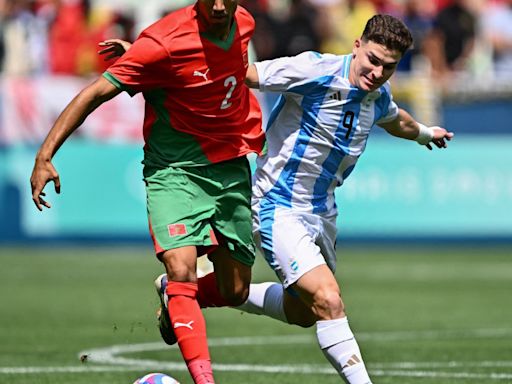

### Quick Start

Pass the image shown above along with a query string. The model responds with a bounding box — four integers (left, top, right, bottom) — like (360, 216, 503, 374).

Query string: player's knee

(160, 250, 197, 282)
(312, 288, 344, 319)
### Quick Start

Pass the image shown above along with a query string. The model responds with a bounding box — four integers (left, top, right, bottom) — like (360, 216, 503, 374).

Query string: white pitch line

(372, 361, 512, 369)
(0, 366, 149, 374)
(369, 369, 512, 380)
(1, 329, 511, 380)
(356, 327, 512, 342)
(79, 326, 512, 361)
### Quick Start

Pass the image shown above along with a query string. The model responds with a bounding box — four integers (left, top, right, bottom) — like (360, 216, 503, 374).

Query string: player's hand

(98, 39, 132, 60)
(425, 126, 454, 150)
(30, 158, 61, 211)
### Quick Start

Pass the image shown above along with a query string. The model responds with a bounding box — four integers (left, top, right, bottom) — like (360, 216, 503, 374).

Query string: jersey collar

(200, 19, 237, 51)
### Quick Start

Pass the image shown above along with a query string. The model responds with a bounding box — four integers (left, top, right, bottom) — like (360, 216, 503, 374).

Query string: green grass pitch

(0, 245, 511, 383)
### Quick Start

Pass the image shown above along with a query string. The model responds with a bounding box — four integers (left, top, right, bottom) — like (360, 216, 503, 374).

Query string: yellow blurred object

(88, 5, 114, 29)
(320, 0, 377, 54)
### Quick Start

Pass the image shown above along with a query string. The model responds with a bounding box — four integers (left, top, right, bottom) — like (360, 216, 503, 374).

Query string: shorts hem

(282, 259, 326, 289)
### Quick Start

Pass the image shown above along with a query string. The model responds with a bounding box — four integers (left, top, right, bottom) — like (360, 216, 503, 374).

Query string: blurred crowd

(245, 0, 512, 84)
(0, 0, 134, 76)
(1, 0, 512, 83)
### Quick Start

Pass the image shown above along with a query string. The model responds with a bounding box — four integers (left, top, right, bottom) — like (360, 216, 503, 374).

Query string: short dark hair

(361, 14, 413, 55)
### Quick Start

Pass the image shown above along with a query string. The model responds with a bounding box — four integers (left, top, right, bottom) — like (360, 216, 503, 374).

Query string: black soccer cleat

(154, 273, 177, 345)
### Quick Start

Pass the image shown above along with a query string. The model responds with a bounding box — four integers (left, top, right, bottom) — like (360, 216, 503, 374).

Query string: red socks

(165, 273, 230, 383)
(166, 281, 215, 384)
(197, 272, 230, 308)
(188, 359, 215, 384)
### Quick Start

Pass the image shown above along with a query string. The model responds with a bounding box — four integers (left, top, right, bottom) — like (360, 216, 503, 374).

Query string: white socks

(236, 282, 287, 322)
(237, 284, 372, 383)
(317, 317, 372, 384)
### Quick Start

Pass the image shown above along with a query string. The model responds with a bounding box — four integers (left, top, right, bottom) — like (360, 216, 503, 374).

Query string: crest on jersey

(168, 223, 188, 237)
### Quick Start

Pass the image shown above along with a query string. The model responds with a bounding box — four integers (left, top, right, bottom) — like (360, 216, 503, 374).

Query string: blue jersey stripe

(312, 88, 362, 213)
(375, 88, 391, 122)
(266, 94, 286, 134)
(344, 55, 352, 78)
(267, 76, 334, 206)
(257, 198, 279, 271)
(341, 56, 348, 77)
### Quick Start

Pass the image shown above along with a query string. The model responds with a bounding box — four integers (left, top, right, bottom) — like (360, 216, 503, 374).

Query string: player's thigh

(145, 166, 217, 254)
(255, 205, 328, 288)
(290, 213, 342, 314)
(292, 264, 340, 306)
(209, 157, 256, 268)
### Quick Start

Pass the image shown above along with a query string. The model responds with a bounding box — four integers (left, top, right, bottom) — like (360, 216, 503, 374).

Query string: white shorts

(252, 198, 338, 288)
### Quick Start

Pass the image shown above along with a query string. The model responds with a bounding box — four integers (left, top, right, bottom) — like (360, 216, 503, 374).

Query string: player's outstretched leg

(237, 267, 373, 384)
(236, 282, 288, 321)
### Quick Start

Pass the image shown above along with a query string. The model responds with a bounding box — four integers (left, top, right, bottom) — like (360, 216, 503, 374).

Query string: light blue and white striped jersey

(252, 51, 399, 214)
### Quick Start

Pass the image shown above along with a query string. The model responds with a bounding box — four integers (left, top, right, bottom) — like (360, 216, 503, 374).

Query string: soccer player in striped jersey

(30, 2, 265, 384)
(238, 14, 453, 384)
(95, 14, 453, 384)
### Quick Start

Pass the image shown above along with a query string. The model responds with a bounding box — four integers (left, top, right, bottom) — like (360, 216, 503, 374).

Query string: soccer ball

(132, 373, 180, 384)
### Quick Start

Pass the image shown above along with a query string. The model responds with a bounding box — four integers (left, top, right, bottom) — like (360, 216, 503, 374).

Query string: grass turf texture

(0, 245, 511, 383)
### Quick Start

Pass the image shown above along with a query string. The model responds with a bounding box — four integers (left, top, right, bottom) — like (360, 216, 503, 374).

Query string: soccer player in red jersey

(30, 2, 264, 383)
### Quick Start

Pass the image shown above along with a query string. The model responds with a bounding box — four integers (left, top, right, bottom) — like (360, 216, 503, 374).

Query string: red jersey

(103, 4, 264, 169)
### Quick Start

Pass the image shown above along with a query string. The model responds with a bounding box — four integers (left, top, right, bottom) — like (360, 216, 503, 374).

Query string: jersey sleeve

(254, 51, 329, 93)
(375, 83, 399, 124)
(103, 33, 172, 96)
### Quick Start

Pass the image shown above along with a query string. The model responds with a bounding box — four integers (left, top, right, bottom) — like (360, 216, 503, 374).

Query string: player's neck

(208, 24, 231, 40)
(198, 15, 233, 41)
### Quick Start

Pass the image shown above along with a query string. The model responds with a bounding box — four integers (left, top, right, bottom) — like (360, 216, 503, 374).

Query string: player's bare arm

(31, 77, 121, 211)
(245, 64, 259, 89)
(379, 108, 454, 150)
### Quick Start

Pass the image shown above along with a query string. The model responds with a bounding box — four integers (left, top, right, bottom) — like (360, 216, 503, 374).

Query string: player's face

(197, 0, 238, 31)
(349, 39, 402, 92)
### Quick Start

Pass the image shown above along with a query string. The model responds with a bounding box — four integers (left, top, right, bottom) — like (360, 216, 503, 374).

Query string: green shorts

(144, 157, 256, 266)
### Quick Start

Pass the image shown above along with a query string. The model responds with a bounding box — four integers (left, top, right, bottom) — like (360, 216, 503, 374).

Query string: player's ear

(353, 39, 361, 57)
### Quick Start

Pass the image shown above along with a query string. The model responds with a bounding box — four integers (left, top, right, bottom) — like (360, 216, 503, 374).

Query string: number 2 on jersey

(221, 76, 237, 110)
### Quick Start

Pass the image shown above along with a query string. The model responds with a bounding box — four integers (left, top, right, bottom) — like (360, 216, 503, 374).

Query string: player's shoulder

(142, 5, 196, 41)
(292, 51, 345, 74)
(378, 81, 393, 96)
(235, 5, 255, 25)
(234, 5, 255, 35)
(374, 81, 394, 107)
(286, 51, 338, 64)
